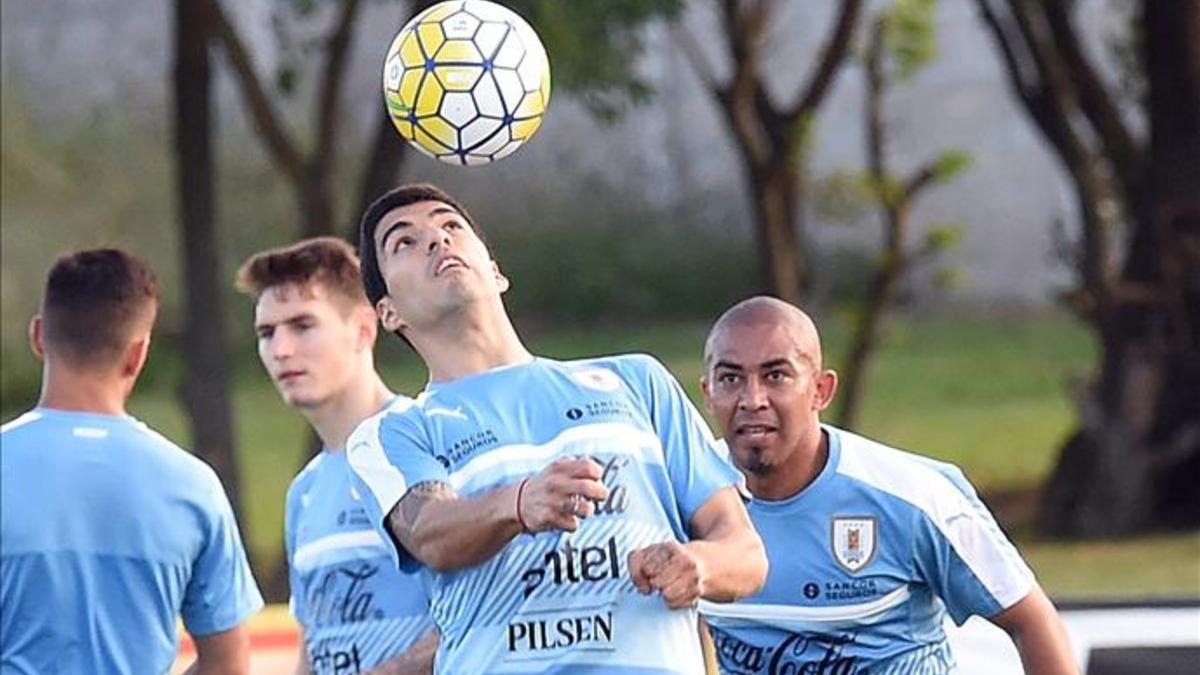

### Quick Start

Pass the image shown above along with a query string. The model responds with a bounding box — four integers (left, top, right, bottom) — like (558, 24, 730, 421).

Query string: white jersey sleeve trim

(448, 421, 666, 492)
(833, 428, 1034, 610)
(701, 584, 911, 625)
(0, 411, 42, 434)
(347, 413, 409, 516)
(292, 530, 387, 573)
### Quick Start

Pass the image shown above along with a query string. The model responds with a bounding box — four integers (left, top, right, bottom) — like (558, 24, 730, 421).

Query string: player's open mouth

(434, 256, 467, 276)
(736, 424, 777, 437)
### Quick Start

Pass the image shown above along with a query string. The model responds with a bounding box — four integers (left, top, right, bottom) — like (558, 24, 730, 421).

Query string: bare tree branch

(671, 22, 724, 97)
(902, 164, 939, 203)
(1042, 1, 1143, 194)
(788, 0, 865, 119)
(315, 0, 363, 172)
(205, 0, 305, 184)
(976, 0, 1039, 104)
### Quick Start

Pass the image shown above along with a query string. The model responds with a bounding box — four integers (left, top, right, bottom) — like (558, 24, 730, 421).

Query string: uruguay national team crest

(831, 516, 877, 573)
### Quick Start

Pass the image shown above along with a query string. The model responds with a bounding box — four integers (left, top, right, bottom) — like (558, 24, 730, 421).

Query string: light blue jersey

(0, 408, 263, 675)
(347, 355, 741, 675)
(701, 426, 1034, 675)
(286, 447, 435, 673)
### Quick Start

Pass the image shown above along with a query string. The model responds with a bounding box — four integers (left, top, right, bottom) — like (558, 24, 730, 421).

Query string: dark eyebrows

(254, 311, 315, 334)
(713, 358, 798, 372)
(378, 219, 412, 254)
(378, 206, 464, 253)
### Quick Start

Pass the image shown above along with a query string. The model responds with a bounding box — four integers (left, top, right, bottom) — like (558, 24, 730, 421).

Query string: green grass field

(45, 311, 1200, 599)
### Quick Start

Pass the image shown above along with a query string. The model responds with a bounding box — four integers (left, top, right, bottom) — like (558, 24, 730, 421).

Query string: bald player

(698, 296, 1077, 674)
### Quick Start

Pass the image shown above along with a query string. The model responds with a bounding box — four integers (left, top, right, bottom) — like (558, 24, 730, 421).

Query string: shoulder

(132, 421, 230, 497)
(555, 353, 672, 390)
(350, 396, 420, 441)
(831, 426, 980, 519)
(1, 410, 44, 437)
(286, 452, 327, 503)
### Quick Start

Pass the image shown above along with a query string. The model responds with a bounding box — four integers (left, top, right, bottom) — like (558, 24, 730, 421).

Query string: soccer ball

(382, 0, 551, 166)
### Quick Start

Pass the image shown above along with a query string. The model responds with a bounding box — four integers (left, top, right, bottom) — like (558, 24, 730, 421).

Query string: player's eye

(765, 369, 791, 383)
(393, 235, 415, 253)
(717, 372, 741, 385)
(256, 328, 273, 340)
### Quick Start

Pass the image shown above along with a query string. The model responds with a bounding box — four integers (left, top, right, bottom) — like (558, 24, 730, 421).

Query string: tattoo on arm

(386, 481, 455, 554)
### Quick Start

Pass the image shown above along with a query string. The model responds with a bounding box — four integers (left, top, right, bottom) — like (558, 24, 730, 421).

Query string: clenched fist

(628, 541, 705, 609)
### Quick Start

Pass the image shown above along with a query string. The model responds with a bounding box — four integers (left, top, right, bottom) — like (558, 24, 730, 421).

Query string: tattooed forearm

(387, 481, 455, 552)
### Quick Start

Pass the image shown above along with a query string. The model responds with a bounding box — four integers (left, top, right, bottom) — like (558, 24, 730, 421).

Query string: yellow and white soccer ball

(382, 0, 551, 166)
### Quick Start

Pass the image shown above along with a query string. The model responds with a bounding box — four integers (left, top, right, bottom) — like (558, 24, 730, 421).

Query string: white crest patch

(571, 367, 622, 392)
(831, 516, 877, 573)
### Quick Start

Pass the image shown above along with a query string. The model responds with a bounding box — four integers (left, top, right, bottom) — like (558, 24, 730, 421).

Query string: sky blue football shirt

(0, 408, 263, 675)
(286, 447, 435, 673)
(347, 355, 741, 674)
(700, 425, 1035, 675)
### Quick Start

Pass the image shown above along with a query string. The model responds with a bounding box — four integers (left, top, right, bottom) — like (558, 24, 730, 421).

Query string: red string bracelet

(515, 478, 531, 533)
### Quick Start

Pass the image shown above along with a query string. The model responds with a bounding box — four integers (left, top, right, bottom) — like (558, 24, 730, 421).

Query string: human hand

(517, 456, 608, 533)
(627, 541, 705, 609)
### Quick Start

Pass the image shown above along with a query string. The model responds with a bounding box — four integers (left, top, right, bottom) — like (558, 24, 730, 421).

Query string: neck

(410, 299, 533, 382)
(38, 361, 129, 416)
(302, 371, 394, 452)
(748, 426, 829, 501)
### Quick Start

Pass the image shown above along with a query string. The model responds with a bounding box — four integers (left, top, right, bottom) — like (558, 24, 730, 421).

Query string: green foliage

(812, 169, 874, 225)
(510, 0, 683, 120)
(489, 187, 757, 322)
(922, 220, 964, 254)
(882, 0, 938, 81)
(931, 149, 972, 183)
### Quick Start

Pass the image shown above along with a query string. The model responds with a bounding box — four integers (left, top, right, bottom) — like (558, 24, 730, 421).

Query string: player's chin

(731, 446, 777, 476)
(281, 389, 324, 409)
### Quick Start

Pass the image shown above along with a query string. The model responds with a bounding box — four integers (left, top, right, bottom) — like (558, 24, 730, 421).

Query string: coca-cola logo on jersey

(306, 562, 384, 625)
(712, 628, 865, 675)
(586, 455, 631, 517)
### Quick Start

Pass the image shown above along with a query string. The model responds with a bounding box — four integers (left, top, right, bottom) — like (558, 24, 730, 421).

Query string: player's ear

(813, 369, 838, 412)
(29, 315, 45, 361)
(699, 374, 715, 413)
(492, 261, 510, 294)
(121, 332, 152, 381)
(355, 304, 378, 351)
(375, 296, 407, 334)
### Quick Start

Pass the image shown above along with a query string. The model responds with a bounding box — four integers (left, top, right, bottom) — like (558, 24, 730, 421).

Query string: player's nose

(269, 332, 295, 360)
(426, 228, 453, 255)
(738, 377, 769, 410)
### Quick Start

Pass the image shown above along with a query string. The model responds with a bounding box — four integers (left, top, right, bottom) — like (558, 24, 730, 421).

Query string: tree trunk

(348, 108, 410, 241)
(836, 231, 907, 429)
(172, 0, 243, 519)
(1038, 1, 1200, 536)
(747, 158, 805, 304)
(298, 166, 336, 239)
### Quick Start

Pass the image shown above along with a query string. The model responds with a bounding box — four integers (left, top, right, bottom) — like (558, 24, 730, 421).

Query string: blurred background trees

(978, 0, 1200, 537)
(3, 0, 1197, 600)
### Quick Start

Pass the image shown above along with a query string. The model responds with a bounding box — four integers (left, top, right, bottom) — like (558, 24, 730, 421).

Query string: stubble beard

(738, 445, 775, 477)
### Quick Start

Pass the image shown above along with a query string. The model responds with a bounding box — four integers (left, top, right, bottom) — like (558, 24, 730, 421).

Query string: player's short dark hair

(235, 236, 368, 309)
(357, 183, 486, 307)
(41, 248, 159, 368)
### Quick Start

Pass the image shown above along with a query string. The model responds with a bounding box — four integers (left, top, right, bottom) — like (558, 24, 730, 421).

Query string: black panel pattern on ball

(387, 1, 547, 165)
